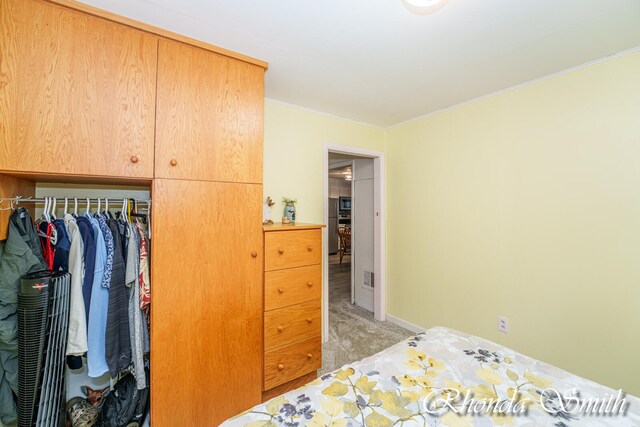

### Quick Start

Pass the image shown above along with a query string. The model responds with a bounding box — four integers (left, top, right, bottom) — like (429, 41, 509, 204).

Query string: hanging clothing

(126, 224, 146, 389)
(0, 208, 47, 426)
(134, 222, 151, 359)
(65, 214, 88, 358)
(105, 218, 131, 378)
(52, 219, 70, 272)
(118, 219, 128, 264)
(135, 222, 150, 314)
(86, 214, 110, 378)
(97, 214, 114, 289)
(76, 216, 96, 323)
(37, 221, 55, 270)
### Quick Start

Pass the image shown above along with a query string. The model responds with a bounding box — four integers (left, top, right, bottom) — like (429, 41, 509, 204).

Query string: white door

(352, 159, 375, 312)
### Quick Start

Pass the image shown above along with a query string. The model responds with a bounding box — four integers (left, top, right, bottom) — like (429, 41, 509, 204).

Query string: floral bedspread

(221, 327, 640, 426)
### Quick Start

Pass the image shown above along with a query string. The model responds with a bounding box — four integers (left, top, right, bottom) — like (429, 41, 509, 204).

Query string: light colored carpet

(320, 254, 413, 375)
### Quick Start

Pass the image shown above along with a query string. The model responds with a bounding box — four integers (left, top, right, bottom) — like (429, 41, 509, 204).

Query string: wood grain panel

(265, 299, 321, 351)
(0, 0, 157, 178)
(265, 265, 321, 311)
(45, 0, 268, 69)
(155, 39, 264, 183)
(262, 371, 317, 402)
(263, 223, 326, 232)
(265, 229, 322, 271)
(264, 336, 321, 390)
(151, 179, 263, 426)
(0, 175, 35, 240)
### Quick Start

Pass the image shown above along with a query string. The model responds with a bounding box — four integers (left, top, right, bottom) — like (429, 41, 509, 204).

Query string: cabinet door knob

(307, 353, 313, 359)
(306, 318, 312, 324)
(278, 288, 285, 294)
(278, 249, 284, 254)
(307, 282, 313, 287)
(277, 326, 284, 332)
(307, 246, 313, 251)
(278, 364, 284, 371)
(130, 155, 139, 163)
(251, 251, 258, 258)
(170, 159, 178, 166)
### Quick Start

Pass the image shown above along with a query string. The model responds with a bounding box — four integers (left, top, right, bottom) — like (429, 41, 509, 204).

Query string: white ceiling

(78, 0, 640, 127)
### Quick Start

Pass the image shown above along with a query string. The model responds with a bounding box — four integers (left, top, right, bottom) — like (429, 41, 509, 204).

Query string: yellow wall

(264, 100, 386, 223)
(386, 51, 640, 395)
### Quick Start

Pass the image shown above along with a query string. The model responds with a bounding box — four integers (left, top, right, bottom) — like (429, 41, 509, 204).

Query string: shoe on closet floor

(66, 397, 99, 427)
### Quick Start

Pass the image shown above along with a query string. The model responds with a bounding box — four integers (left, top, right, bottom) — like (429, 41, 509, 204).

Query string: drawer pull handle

(251, 251, 258, 258)
(307, 353, 313, 359)
(307, 282, 313, 287)
(278, 249, 285, 254)
(278, 364, 284, 371)
(170, 159, 178, 166)
(277, 326, 284, 332)
(306, 318, 312, 324)
(307, 246, 313, 251)
(130, 156, 139, 164)
(278, 288, 285, 294)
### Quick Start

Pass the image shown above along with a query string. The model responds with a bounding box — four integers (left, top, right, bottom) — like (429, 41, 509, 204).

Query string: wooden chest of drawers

(262, 223, 324, 400)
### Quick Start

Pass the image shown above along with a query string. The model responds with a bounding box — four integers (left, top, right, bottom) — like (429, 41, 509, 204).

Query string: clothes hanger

(124, 198, 129, 223)
(105, 198, 109, 217)
(36, 198, 48, 238)
(1, 198, 16, 212)
(74, 197, 78, 217)
(46, 197, 58, 245)
(42, 197, 49, 222)
(129, 198, 147, 224)
(51, 197, 57, 220)
(47, 197, 58, 246)
(85, 197, 90, 215)
(64, 198, 69, 217)
(147, 199, 152, 239)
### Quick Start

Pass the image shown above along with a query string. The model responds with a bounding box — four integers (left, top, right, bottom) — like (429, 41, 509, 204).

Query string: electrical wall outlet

(498, 316, 509, 333)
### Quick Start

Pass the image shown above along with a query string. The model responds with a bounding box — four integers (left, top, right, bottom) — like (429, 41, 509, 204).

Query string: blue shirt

(86, 214, 110, 378)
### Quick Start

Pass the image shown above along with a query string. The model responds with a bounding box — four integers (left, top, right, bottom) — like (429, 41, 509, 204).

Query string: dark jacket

(0, 208, 47, 425)
(105, 218, 131, 378)
(76, 216, 96, 323)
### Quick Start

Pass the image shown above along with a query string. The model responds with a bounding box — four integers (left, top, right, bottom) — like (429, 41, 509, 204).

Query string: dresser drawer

(265, 265, 321, 310)
(265, 229, 322, 271)
(264, 336, 322, 390)
(265, 300, 321, 351)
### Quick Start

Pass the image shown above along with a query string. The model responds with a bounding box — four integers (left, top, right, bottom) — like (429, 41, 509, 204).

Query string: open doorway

(321, 144, 411, 374)
(328, 157, 375, 312)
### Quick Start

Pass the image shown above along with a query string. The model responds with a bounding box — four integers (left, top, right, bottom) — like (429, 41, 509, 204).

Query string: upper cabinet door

(0, 0, 157, 178)
(155, 39, 264, 183)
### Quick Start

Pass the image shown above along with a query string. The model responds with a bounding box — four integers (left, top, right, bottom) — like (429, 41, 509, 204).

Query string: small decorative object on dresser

(262, 222, 326, 401)
(263, 197, 275, 225)
(282, 197, 297, 224)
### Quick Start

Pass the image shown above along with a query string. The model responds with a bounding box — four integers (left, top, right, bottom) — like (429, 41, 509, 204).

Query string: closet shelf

(0, 170, 153, 186)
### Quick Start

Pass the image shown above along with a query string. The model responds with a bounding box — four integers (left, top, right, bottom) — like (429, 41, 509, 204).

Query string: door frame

(322, 143, 387, 343)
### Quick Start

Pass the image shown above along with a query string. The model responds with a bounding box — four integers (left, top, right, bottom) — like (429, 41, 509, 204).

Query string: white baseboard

(386, 314, 426, 333)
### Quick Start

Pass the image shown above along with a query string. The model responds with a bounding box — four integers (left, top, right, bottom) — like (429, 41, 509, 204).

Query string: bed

(221, 327, 640, 426)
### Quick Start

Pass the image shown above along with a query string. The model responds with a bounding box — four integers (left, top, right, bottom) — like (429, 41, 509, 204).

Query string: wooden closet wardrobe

(0, 0, 267, 425)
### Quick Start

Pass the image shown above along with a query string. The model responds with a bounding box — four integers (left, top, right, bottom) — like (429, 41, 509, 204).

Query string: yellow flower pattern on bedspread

(221, 327, 640, 427)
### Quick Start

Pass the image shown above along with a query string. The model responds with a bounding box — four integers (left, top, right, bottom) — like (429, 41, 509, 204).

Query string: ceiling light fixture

(402, 0, 449, 15)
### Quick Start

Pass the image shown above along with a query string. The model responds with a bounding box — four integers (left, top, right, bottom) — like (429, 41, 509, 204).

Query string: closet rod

(0, 196, 151, 206)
